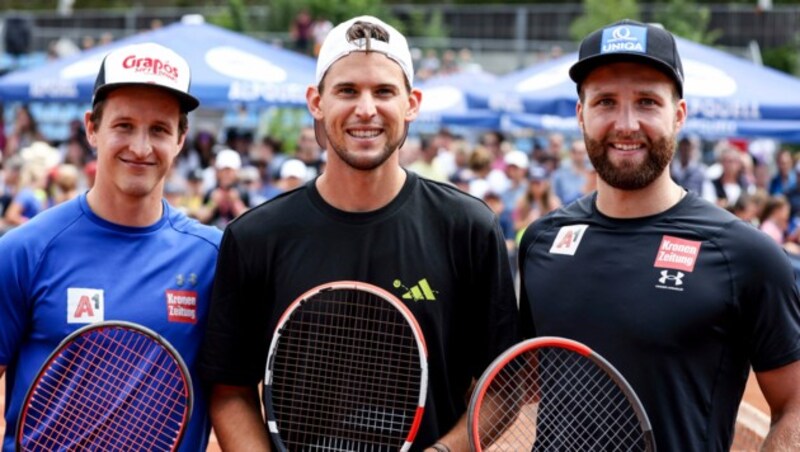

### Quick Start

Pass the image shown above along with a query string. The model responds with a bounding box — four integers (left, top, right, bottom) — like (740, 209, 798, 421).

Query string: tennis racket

(264, 281, 428, 452)
(468, 336, 655, 452)
(16, 321, 193, 452)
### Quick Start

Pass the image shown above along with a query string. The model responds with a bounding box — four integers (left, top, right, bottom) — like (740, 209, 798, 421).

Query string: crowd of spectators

(398, 128, 800, 267)
(3, 97, 800, 277)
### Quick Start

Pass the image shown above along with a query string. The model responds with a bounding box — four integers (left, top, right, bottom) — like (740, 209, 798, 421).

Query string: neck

(316, 162, 407, 212)
(86, 187, 164, 227)
(595, 173, 685, 219)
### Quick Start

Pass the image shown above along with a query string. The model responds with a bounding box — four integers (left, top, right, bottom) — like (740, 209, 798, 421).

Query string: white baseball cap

(504, 150, 530, 169)
(315, 15, 414, 87)
(215, 149, 242, 170)
(279, 159, 308, 180)
(93, 42, 199, 112)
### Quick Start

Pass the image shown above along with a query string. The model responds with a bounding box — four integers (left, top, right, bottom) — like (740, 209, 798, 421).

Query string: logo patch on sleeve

(654, 235, 701, 272)
(550, 224, 589, 256)
(67, 288, 104, 324)
(166, 290, 198, 324)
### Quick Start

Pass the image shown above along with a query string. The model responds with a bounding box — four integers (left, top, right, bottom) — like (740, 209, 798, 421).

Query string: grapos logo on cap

(601, 26, 647, 54)
(121, 54, 180, 81)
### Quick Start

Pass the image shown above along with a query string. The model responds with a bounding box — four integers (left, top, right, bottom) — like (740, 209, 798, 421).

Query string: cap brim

(569, 53, 683, 97)
(93, 83, 200, 112)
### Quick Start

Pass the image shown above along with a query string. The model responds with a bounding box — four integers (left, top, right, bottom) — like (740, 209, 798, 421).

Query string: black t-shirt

(200, 171, 519, 449)
(518, 192, 800, 451)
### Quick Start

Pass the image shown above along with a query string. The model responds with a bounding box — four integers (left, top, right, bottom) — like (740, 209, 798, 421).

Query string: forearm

(761, 410, 800, 450)
(756, 361, 800, 451)
(425, 412, 470, 452)
(209, 384, 272, 451)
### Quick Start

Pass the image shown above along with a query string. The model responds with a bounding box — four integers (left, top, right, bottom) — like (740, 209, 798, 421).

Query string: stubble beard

(324, 123, 404, 171)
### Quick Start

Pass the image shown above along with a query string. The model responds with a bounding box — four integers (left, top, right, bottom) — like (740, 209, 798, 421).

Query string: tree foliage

(569, 0, 641, 42)
(652, 0, 721, 44)
(763, 44, 799, 76)
(264, 0, 391, 34)
(206, 0, 250, 32)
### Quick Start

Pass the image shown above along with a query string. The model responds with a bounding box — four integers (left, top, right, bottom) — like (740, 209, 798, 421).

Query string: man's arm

(425, 412, 469, 452)
(209, 383, 272, 451)
(756, 360, 800, 449)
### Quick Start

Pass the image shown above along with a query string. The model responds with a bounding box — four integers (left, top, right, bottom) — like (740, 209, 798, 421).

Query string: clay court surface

(1, 372, 768, 450)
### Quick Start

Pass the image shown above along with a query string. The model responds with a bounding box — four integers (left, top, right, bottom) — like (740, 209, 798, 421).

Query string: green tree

(569, 0, 641, 42)
(406, 8, 449, 47)
(207, 0, 250, 32)
(762, 44, 799, 76)
(653, 0, 721, 45)
(265, 0, 392, 35)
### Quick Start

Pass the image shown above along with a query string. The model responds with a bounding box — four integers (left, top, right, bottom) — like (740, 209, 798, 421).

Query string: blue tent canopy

(416, 71, 501, 129)
(0, 21, 317, 109)
(467, 36, 800, 141)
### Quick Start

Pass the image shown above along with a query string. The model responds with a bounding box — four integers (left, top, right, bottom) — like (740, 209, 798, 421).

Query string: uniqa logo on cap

(601, 25, 647, 53)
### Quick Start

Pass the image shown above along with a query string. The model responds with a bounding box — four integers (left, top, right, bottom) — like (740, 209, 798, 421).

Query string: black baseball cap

(569, 19, 684, 98)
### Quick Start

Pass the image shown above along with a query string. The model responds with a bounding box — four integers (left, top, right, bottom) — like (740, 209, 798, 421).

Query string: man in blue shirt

(0, 42, 222, 452)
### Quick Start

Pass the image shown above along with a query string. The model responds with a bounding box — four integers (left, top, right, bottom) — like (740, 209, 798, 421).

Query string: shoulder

(230, 184, 308, 226)
(166, 204, 223, 249)
(1, 197, 83, 242)
(679, 194, 768, 243)
(413, 176, 496, 221)
(0, 197, 84, 259)
(531, 194, 592, 229)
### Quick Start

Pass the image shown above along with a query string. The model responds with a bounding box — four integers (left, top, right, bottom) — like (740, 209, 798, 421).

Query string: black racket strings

(270, 288, 424, 451)
(477, 347, 649, 452)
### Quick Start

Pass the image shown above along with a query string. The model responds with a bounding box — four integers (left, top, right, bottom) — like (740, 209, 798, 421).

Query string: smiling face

(577, 62, 686, 191)
(306, 51, 421, 172)
(86, 85, 186, 200)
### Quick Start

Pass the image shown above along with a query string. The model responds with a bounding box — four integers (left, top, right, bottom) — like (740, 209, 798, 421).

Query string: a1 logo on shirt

(67, 288, 104, 323)
(550, 224, 589, 256)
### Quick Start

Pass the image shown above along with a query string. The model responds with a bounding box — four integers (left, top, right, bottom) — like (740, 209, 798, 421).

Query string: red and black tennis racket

(264, 281, 428, 452)
(468, 336, 655, 452)
(16, 321, 192, 452)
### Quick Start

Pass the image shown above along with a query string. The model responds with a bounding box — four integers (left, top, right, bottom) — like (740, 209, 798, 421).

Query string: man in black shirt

(200, 15, 518, 452)
(519, 19, 800, 450)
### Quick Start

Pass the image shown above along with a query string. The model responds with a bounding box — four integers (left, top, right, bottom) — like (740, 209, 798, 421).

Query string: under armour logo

(659, 270, 684, 286)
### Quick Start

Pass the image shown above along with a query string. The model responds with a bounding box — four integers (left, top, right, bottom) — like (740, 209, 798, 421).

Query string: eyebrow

(113, 114, 174, 130)
(330, 81, 402, 92)
(587, 88, 668, 100)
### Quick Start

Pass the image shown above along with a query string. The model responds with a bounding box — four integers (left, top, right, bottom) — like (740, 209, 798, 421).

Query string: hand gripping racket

(16, 321, 193, 452)
(264, 281, 428, 452)
(468, 336, 656, 452)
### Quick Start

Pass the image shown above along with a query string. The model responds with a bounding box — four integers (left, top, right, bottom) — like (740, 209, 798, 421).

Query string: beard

(584, 132, 675, 190)
(322, 121, 407, 172)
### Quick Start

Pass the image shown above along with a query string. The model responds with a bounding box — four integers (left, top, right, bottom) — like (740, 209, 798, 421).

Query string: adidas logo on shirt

(394, 278, 438, 301)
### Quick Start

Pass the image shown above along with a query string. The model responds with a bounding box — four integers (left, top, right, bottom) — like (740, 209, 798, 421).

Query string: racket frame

(15, 320, 193, 452)
(264, 280, 429, 452)
(467, 336, 656, 452)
